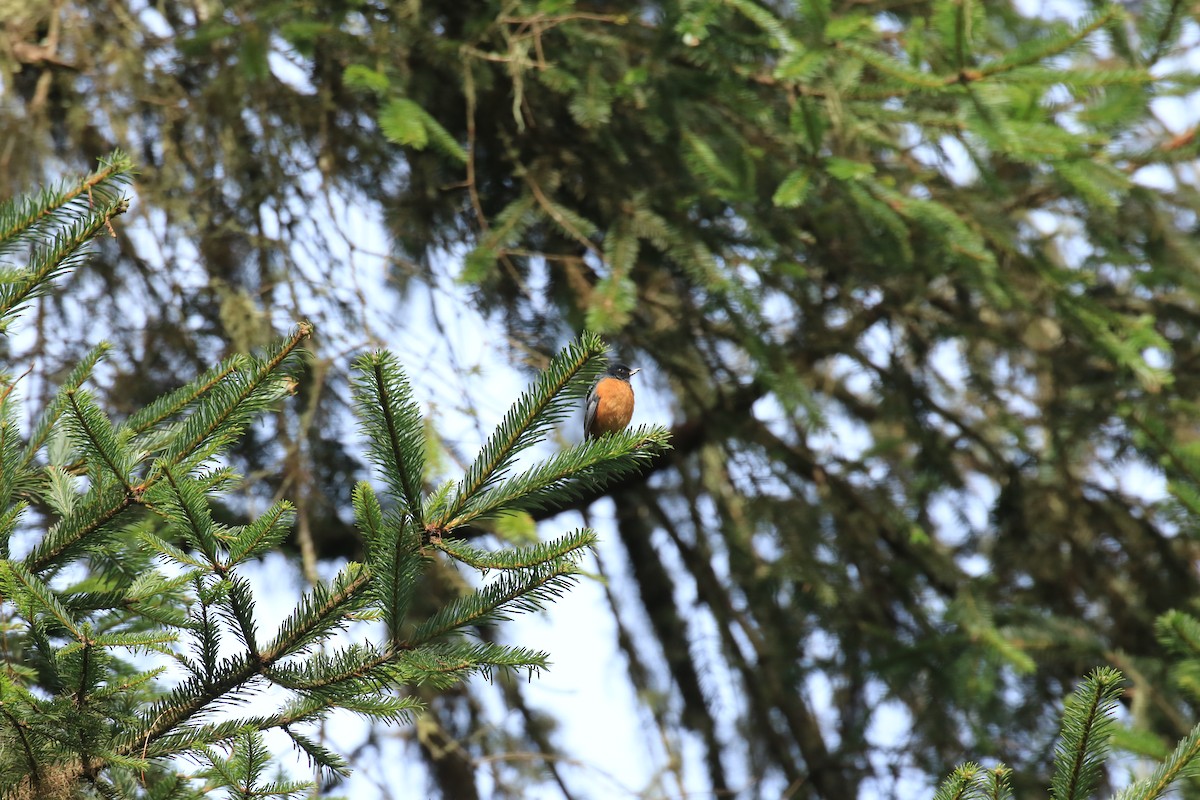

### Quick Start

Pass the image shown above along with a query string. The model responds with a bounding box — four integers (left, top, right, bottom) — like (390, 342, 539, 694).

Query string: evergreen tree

(3, 0, 1200, 796)
(936, 663, 1200, 800)
(0, 156, 667, 798)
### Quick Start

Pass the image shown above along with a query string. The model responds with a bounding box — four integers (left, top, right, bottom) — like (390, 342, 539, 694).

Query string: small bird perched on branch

(585, 363, 639, 439)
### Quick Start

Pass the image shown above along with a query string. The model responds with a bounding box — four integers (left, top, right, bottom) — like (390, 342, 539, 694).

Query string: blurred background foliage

(3, 0, 1200, 796)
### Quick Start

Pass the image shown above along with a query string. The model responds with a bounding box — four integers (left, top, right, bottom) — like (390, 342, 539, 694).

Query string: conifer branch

(1050, 667, 1123, 800)
(65, 390, 135, 495)
(221, 575, 260, 656)
(0, 150, 132, 246)
(375, 519, 423, 649)
(226, 500, 294, 564)
(121, 569, 372, 754)
(837, 7, 1121, 102)
(0, 152, 668, 792)
(192, 582, 222, 685)
(24, 490, 134, 573)
(355, 479, 423, 647)
(0, 196, 129, 324)
(285, 728, 353, 778)
(982, 6, 1120, 75)
(0, 412, 25, 542)
(257, 566, 371, 664)
(124, 354, 249, 437)
(437, 333, 605, 529)
(1156, 610, 1200, 658)
(434, 529, 596, 571)
(352, 481, 385, 554)
(387, 641, 552, 686)
(1112, 721, 1200, 800)
(350, 352, 426, 524)
(933, 762, 981, 800)
(451, 426, 669, 527)
(0, 703, 41, 788)
(984, 765, 1013, 800)
(136, 527, 209, 569)
(836, 41, 946, 90)
(21, 343, 109, 471)
(0, 500, 26, 557)
(157, 465, 222, 566)
(152, 323, 310, 477)
(266, 643, 392, 693)
(1147, 0, 1184, 64)
(3, 561, 85, 641)
(405, 559, 583, 646)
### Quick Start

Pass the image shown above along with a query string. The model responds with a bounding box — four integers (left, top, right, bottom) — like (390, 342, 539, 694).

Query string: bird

(585, 363, 639, 439)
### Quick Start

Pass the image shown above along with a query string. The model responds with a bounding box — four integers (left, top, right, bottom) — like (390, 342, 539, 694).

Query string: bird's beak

(629, 368, 641, 376)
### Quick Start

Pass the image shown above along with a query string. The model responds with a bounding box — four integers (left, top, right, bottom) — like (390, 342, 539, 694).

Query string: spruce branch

(0, 500, 25, 557)
(983, 6, 1122, 75)
(122, 567, 373, 755)
(201, 731, 309, 799)
(0, 149, 133, 249)
(135, 526, 210, 570)
(355, 475, 423, 647)
(1050, 666, 1123, 800)
(124, 353, 250, 438)
(1156, 610, 1200, 658)
(21, 342, 109, 471)
(285, 728, 352, 779)
(434, 528, 597, 571)
(0, 680, 44, 787)
(405, 559, 584, 646)
(153, 464, 224, 567)
(265, 643, 395, 694)
(983, 765, 1012, 800)
(150, 323, 310, 478)
(1111, 721, 1200, 800)
(726, 0, 798, 53)
(313, 690, 418, 723)
(2, 561, 86, 642)
(64, 631, 177, 658)
(385, 641, 552, 688)
(22, 488, 132, 572)
(0, 407, 27, 554)
(226, 500, 295, 564)
(437, 332, 606, 528)
(0, 194, 129, 325)
(835, 7, 1122, 102)
(352, 480, 385, 556)
(351, 351, 427, 524)
(0, 157, 661, 799)
(837, 41, 947, 90)
(453, 425, 670, 526)
(254, 564, 373, 667)
(122, 569, 197, 628)
(933, 762, 984, 800)
(372, 513, 424, 649)
(221, 575, 261, 656)
(65, 390, 136, 494)
(1146, 0, 1185, 64)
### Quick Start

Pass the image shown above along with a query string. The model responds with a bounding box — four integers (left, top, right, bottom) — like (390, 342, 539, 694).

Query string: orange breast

(591, 378, 635, 435)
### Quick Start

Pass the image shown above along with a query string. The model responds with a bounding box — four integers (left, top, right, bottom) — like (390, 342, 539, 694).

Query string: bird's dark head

(607, 363, 640, 381)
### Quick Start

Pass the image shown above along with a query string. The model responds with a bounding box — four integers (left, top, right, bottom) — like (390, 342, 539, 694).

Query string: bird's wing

(584, 384, 601, 438)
